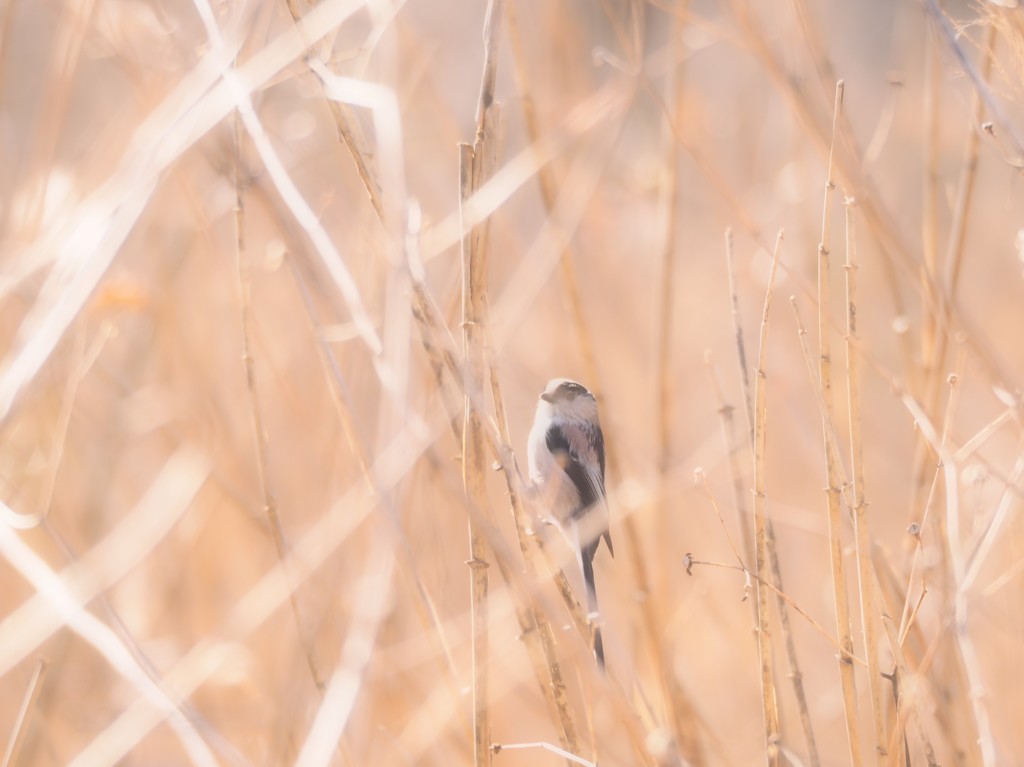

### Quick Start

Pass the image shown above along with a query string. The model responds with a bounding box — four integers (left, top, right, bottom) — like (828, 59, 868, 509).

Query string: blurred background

(1, 0, 1023, 764)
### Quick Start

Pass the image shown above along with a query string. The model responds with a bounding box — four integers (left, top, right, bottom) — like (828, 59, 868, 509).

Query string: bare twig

(843, 198, 886, 762)
(462, 5, 505, 764)
(492, 741, 594, 767)
(462, 139, 493, 767)
(752, 231, 783, 766)
(725, 231, 819, 767)
(815, 81, 862, 767)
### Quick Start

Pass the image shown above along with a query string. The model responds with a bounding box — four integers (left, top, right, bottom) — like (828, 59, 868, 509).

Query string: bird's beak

(540, 392, 555, 403)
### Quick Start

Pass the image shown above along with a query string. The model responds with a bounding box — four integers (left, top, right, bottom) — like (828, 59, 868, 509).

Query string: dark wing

(545, 424, 601, 509)
(546, 423, 614, 558)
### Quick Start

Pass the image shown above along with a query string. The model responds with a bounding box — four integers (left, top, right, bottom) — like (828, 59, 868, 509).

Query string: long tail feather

(580, 540, 604, 670)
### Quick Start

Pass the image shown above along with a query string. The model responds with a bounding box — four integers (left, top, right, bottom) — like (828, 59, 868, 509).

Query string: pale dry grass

(1, 1, 1023, 766)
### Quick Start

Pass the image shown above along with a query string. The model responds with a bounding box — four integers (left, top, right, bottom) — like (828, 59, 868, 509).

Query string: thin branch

(725, 231, 819, 767)
(752, 231, 783, 766)
(844, 198, 887, 763)
(816, 80, 862, 767)
(462, 6, 504, 764)
(462, 139, 493, 767)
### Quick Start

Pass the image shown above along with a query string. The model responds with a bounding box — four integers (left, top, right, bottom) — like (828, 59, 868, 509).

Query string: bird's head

(538, 378, 599, 424)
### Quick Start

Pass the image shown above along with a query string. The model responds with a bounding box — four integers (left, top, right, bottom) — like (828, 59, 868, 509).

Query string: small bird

(527, 378, 614, 668)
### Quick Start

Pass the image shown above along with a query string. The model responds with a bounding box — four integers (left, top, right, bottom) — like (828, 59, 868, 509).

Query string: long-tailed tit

(527, 378, 614, 668)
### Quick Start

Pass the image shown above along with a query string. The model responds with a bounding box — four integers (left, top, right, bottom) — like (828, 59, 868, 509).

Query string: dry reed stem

(725, 232, 820, 767)
(448, 112, 597, 767)
(470, 73, 585, 755)
(232, 112, 325, 692)
(1, 658, 45, 767)
(843, 199, 886, 763)
(768, 543, 820, 766)
(461, 6, 505, 761)
(752, 231, 783, 766)
(816, 80, 862, 767)
(461, 139, 493, 767)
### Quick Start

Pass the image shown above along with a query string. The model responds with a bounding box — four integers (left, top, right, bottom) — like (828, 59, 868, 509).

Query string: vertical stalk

(728, 230, 820, 766)
(844, 199, 886, 762)
(723, 230, 755, 564)
(752, 233, 783, 766)
(461, 140, 492, 767)
(461, 5, 504, 765)
(817, 81, 862, 766)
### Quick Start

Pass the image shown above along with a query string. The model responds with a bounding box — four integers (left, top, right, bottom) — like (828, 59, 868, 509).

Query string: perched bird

(527, 378, 614, 668)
